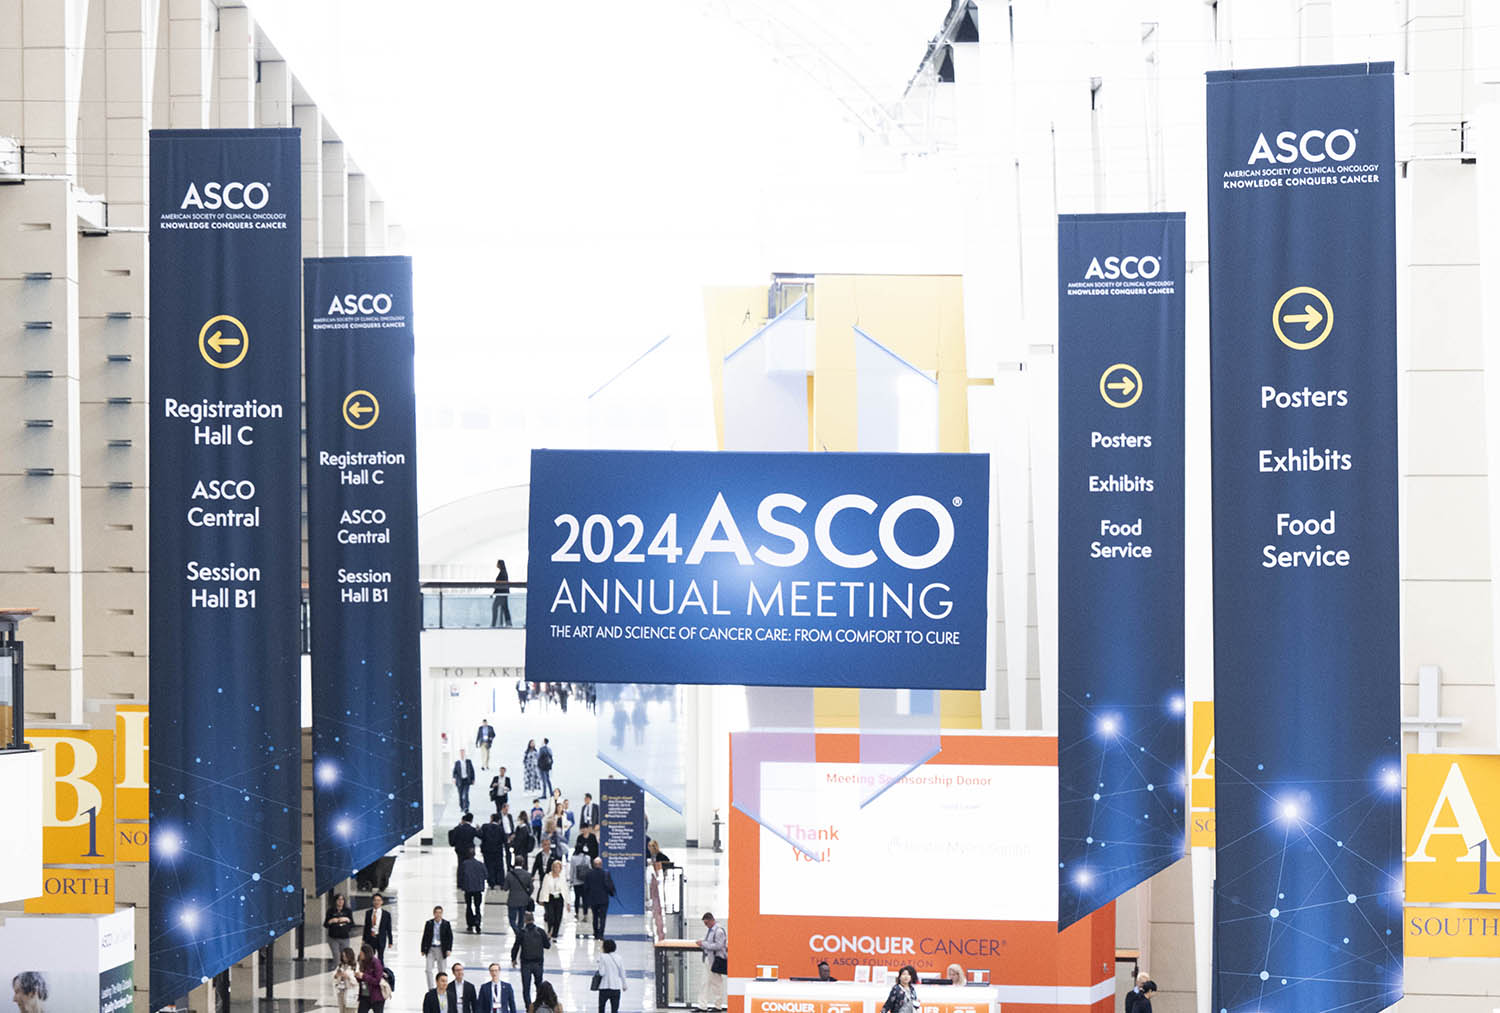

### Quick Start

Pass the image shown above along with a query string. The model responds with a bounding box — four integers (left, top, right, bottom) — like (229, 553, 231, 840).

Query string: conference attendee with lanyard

(477, 962, 517, 1013)
(476, 719, 496, 769)
(362, 893, 394, 962)
(579, 792, 599, 828)
(424, 972, 449, 1013)
(447, 961, 478, 1013)
(695, 911, 728, 1011)
(453, 749, 476, 811)
(420, 905, 453, 989)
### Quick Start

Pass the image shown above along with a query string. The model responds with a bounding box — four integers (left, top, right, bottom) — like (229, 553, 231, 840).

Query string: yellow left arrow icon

(342, 390, 380, 430)
(198, 314, 249, 369)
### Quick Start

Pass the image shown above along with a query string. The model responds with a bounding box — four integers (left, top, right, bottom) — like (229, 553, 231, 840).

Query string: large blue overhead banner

(148, 128, 303, 1004)
(1206, 64, 1402, 1013)
(525, 449, 988, 687)
(1056, 213, 1186, 929)
(304, 256, 423, 896)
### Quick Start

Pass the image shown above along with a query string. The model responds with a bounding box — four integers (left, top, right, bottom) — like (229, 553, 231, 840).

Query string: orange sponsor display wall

(729, 732, 1115, 1013)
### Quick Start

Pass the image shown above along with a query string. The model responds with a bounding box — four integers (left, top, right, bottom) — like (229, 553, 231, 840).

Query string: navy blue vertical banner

(599, 778, 645, 916)
(1207, 65, 1402, 1012)
(304, 257, 423, 895)
(148, 129, 302, 1003)
(1056, 213, 1187, 928)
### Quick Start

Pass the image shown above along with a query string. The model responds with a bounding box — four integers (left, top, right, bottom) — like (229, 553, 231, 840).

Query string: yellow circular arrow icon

(198, 314, 249, 369)
(1099, 363, 1143, 409)
(1273, 285, 1333, 350)
(342, 390, 380, 430)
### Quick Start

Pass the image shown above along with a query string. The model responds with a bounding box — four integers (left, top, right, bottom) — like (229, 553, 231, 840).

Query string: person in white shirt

(538, 858, 569, 938)
(595, 938, 628, 1013)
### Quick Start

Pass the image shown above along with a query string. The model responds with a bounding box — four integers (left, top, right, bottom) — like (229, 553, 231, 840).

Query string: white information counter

(742, 979, 1000, 1013)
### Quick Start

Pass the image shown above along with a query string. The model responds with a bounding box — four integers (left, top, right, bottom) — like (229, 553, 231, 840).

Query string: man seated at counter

(817, 962, 835, 981)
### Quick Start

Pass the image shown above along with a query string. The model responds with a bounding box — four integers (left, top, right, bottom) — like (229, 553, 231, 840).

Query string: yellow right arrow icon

(1272, 286, 1333, 350)
(1099, 363, 1143, 408)
(1281, 304, 1324, 331)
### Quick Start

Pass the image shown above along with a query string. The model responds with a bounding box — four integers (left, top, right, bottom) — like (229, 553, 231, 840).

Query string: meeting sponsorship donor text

(525, 450, 988, 688)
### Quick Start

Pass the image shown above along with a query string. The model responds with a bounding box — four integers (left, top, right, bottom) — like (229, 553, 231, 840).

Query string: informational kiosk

(728, 732, 1114, 1012)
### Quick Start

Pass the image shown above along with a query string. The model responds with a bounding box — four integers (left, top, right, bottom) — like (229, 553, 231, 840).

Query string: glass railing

(422, 583, 528, 629)
(296, 585, 528, 644)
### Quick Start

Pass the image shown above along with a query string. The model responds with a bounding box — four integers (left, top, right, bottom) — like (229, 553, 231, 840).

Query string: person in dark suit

(578, 793, 599, 828)
(421, 905, 454, 989)
(477, 963, 517, 1013)
(476, 720, 497, 768)
(460, 848, 489, 932)
(449, 812, 480, 885)
(362, 892, 393, 962)
(1124, 972, 1153, 1013)
(530, 837, 556, 889)
(453, 750, 476, 811)
(583, 856, 616, 939)
(509, 809, 534, 870)
(447, 961, 478, 1013)
(424, 971, 449, 1013)
(489, 767, 512, 815)
(479, 812, 510, 887)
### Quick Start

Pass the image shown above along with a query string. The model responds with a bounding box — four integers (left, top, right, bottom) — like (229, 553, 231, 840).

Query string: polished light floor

(235, 683, 725, 1010)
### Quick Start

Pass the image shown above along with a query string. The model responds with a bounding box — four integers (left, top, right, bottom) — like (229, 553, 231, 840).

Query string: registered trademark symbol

(952, 496, 963, 507)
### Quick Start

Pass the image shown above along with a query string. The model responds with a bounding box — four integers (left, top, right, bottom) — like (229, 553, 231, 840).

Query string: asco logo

(1084, 255, 1160, 281)
(180, 180, 271, 210)
(1405, 754, 1500, 901)
(327, 293, 395, 316)
(1247, 128, 1358, 165)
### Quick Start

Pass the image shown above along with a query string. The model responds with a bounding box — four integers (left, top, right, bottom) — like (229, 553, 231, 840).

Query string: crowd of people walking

(320, 702, 732, 1013)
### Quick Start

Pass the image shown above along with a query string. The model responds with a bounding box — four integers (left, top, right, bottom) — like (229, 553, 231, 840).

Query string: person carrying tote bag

(594, 938, 627, 1013)
(332, 947, 360, 1010)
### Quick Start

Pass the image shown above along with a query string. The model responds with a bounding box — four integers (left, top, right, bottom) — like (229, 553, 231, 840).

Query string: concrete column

(78, 230, 148, 705)
(368, 200, 388, 256)
(258, 59, 292, 128)
(5, 0, 91, 177)
(322, 132, 348, 257)
(1296, 0, 1334, 64)
(347, 171, 369, 256)
(214, 2, 254, 128)
(294, 103, 323, 258)
(0, 179, 85, 724)
(77, 2, 107, 197)
(103, 0, 152, 227)
(166, 0, 213, 128)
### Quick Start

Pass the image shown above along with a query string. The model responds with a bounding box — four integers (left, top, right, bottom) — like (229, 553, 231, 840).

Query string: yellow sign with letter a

(1405, 754, 1500, 902)
(1189, 701, 1215, 847)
